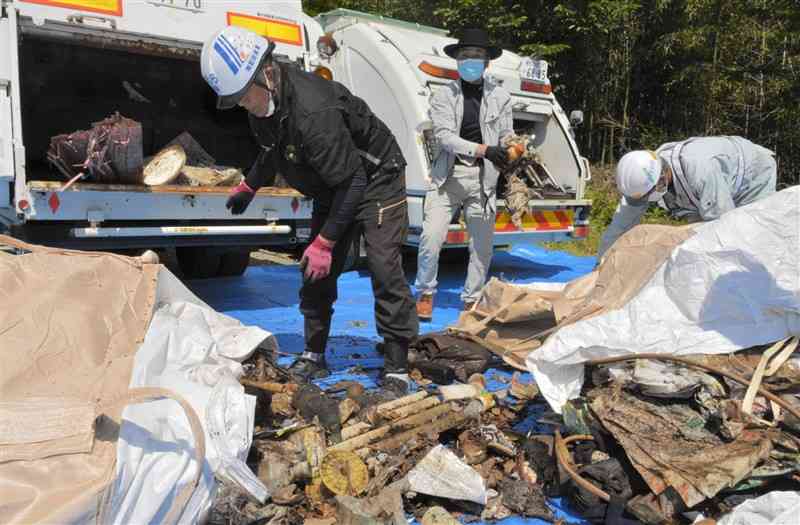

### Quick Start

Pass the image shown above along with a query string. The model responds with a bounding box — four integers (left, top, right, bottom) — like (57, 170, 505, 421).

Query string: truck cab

(0, 0, 323, 277)
(312, 9, 591, 249)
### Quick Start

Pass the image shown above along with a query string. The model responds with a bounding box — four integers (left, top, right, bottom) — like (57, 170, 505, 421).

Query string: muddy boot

(381, 340, 410, 396)
(381, 373, 410, 396)
(287, 352, 329, 382)
(416, 293, 433, 322)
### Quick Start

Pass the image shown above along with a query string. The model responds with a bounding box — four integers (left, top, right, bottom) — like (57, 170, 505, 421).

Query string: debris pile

(207, 345, 567, 525)
(213, 328, 800, 525)
(48, 117, 244, 187)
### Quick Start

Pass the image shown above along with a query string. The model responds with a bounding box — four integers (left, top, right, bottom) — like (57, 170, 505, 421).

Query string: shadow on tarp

(188, 242, 595, 525)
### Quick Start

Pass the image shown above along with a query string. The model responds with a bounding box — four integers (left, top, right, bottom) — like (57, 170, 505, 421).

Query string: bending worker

(201, 27, 418, 392)
(414, 28, 514, 322)
(598, 135, 777, 259)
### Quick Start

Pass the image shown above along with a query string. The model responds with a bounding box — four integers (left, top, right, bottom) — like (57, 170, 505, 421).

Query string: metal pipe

(71, 224, 292, 238)
(554, 431, 610, 502)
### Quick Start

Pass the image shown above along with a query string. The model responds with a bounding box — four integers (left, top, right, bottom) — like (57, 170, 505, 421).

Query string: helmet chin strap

(261, 68, 278, 103)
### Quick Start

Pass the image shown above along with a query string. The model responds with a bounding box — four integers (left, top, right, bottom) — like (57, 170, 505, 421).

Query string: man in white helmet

(201, 27, 418, 392)
(598, 136, 777, 259)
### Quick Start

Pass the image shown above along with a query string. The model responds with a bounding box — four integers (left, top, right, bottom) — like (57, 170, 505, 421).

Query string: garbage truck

(0, 0, 323, 277)
(312, 9, 592, 251)
(0, 0, 590, 279)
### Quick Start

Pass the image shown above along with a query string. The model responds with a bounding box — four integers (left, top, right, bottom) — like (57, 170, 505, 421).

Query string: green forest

(307, 0, 800, 189)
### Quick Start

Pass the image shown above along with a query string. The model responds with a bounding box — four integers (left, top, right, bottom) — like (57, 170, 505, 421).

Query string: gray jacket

(428, 76, 514, 192)
(598, 136, 777, 258)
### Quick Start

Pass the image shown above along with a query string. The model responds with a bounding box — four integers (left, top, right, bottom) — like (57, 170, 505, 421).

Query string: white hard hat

(201, 26, 275, 110)
(615, 150, 663, 200)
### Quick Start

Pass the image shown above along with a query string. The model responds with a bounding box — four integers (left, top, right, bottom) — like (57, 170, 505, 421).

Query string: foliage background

(306, 1, 799, 253)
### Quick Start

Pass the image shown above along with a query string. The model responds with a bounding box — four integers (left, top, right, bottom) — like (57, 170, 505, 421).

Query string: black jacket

(246, 64, 405, 240)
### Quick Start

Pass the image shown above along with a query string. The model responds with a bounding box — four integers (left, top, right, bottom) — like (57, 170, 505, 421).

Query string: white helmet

(615, 150, 663, 201)
(201, 26, 275, 110)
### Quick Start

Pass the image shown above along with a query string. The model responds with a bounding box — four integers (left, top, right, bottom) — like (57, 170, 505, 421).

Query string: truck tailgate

(25, 181, 311, 222)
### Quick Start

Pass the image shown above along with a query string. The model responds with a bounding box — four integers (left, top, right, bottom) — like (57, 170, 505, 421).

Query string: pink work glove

(301, 235, 335, 282)
(226, 180, 256, 215)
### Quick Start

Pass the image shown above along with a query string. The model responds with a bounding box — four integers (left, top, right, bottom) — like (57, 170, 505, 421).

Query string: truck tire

(176, 247, 221, 279)
(218, 249, 251, 277)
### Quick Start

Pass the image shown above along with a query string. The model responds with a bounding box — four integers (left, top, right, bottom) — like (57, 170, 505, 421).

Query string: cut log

(342, 422, 372, 441)
(332, 403, 451, 453)
(381, 396, 440, 421)
(375, 391, 428, 415)
(47, 112, 143, 184)
(179, 165, 242, 187)
(143, 145, 186, 186)
(166, 131, 216, 167)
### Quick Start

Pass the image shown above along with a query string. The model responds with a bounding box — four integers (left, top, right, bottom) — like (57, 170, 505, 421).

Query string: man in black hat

(414, 28, 514, 321)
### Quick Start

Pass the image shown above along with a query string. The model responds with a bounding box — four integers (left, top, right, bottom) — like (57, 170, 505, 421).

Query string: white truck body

(0, 0, 591, 273)
(313, 9, 592, 248)
(0, 0, 321, 273)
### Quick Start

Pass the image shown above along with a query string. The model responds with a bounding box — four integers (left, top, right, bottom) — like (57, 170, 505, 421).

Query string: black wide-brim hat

(444, 28, 502, 60)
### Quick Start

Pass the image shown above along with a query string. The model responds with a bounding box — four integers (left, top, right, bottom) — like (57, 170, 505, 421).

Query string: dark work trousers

(299, 167, 419, 374)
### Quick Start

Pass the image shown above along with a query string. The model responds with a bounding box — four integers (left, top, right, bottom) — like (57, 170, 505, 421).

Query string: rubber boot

(380, 340, 410, 396)
(289, 312, 333, 382)
(288, 352, 329, 382)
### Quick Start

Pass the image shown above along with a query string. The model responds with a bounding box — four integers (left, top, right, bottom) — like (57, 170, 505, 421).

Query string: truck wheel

(176, 247, 221, 279)
(218, 249, 251, 277)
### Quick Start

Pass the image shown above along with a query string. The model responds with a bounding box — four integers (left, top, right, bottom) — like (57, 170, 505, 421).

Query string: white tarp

(109, 268, 274, 523)
(718, 491, 800, 525)
(528, 186, 800, 412)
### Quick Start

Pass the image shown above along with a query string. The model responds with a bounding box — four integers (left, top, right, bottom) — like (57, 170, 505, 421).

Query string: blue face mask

(458, 59, 485, 82)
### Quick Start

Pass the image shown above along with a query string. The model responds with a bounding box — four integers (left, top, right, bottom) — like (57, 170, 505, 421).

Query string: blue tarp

(189, 243, 596, 525)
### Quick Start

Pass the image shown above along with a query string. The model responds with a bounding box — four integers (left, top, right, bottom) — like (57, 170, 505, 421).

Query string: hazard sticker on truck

(495, 209, 573, 232)
(227, 12, 303, 46)
(22, 0, 122, 16)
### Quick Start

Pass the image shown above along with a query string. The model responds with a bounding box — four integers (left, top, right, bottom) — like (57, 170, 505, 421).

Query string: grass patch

(544, 164, 686, 257)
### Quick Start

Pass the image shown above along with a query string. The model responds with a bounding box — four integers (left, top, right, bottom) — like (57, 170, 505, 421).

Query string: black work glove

(484, 145, 509, 169)
(225, 181, 256, 215)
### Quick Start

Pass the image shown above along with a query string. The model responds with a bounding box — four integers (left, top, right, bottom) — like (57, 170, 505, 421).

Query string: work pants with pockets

(415, 164, 496, 302)
(299, 168, 418, 374)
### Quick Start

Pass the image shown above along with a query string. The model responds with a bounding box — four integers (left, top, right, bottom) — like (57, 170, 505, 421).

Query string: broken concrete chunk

(406, 444, 487, 505)
(335, 487, 405, 525)
(421, 506, 461, 525)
